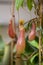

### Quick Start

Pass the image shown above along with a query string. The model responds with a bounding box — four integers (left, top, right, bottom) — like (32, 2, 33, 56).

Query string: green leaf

(0, 35, 5, 50)
(27, 0, 34, 10)
(28, 40, 39, 49)
(25, 37, 34, 54)
(0, 49, 4, 56)
(25, 37, 38, 54)
(0, 35, 5, 64)
(30, 53, 38, 64)
(15, 0, 24, 10)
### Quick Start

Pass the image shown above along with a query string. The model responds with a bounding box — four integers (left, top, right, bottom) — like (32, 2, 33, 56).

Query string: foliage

(0, 0, 43, 65)
(15, 0, 34, 10)
(0, 35, 5, 64)
(27, 0, 34, 10)
(15, 0, 24, 10)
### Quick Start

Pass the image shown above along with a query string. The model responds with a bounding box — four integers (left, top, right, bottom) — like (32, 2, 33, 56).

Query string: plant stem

(11, 0, 15, 65)
(39, 32, 42, 65)
(2, 44, 11, 65)
(15, 54, 24, 65)
(11, 41, 13, 65)
(39, 0, 42, 65)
